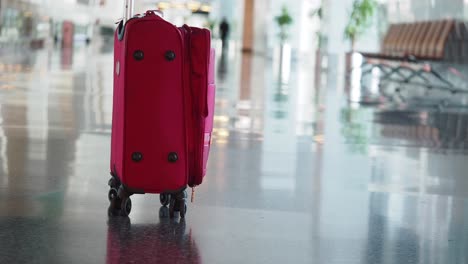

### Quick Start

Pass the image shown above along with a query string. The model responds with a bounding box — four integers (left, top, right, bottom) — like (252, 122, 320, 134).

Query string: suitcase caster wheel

(120, 197, 132, 217)
(160, 194, 170, 206)
(169, 191, 187, 218)
(108, 188, 118, 201)
(108, 177, 119, 188)
(169, 197, 176, 218)
(108, 195, 121, 216)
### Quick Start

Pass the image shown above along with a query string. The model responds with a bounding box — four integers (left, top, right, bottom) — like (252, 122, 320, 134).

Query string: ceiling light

(187, 1, 201, 11)
(173, 3, 186, 9)
(200, 4, 211, 12)
(157, 2, 170, 9)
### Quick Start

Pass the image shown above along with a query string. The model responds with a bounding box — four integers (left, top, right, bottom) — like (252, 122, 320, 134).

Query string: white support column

(323, 0, 354, 54)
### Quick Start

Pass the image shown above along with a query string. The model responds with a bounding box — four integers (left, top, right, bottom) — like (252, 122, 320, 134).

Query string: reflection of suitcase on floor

(106, 215, 201, 263)
(108, 0, 215, 218)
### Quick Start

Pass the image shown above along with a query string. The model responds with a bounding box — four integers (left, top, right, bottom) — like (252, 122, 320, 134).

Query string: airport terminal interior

(0, 0, 467, 263)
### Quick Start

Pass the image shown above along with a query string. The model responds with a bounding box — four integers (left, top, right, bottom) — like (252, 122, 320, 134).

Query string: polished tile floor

(0, 41, 467, 264)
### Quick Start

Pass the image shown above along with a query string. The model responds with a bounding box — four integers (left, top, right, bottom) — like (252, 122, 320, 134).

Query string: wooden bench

(358, 20, 468, 95)
(362, 20, 459, 61)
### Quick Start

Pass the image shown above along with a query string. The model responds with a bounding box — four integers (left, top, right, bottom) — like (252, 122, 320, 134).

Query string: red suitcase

(108, 1, 214, 218)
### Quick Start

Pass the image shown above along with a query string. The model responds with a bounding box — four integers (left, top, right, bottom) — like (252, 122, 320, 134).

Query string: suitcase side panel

(187, 28, 211, 187)
(111, 25, 127, 180)
(179, 26, 196, 186)
(122, 19, 188, 193)
(110, 31, 119, 173)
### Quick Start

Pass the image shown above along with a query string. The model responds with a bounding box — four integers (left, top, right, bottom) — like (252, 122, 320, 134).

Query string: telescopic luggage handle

(123, 0, 164, 23)
(122, 0, 134, 24)
(118, 1, 164, 41)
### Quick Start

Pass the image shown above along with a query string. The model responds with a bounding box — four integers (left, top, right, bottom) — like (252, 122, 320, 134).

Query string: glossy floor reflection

(0, 43, 467, 264)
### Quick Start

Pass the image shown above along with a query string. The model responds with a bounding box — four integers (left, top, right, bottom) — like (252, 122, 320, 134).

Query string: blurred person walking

(219, 18, 230, 51)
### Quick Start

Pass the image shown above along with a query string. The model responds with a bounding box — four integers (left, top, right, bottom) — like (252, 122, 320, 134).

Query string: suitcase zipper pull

(191, 187, 195, 203)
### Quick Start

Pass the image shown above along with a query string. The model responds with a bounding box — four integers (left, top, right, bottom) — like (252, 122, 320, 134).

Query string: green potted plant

(275, 6, 293, 43)
(344, 0, 377, 51)
(274, 6, 293, 84)
(310, 6, 325, 50)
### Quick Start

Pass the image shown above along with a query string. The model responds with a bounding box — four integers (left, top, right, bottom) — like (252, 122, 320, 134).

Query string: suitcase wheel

(108, 177, 119, 188)
(107, 194, 121, 217)
(108, 188, 118, 201)
(169, 190, 187, 218)
(160, 193, 170, 206)
(107, 177, 132, 217)
(120, 197, 132, 217)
